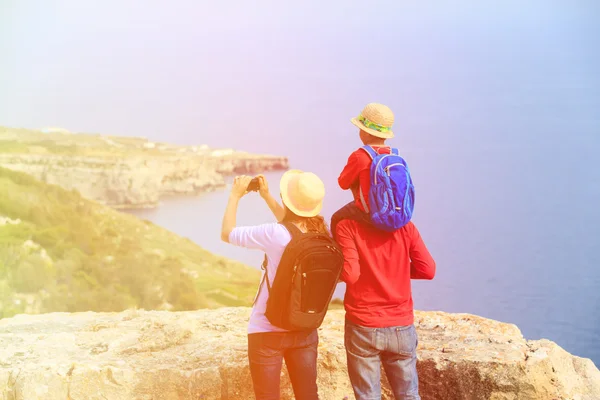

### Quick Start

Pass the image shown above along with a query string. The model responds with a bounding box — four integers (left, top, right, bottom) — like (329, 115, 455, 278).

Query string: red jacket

(338, 146, 391, 212)
(335, 219, 436, 327)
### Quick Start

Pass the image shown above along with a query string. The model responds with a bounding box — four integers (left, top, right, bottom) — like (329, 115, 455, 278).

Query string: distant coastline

(0, 126, 289, 209)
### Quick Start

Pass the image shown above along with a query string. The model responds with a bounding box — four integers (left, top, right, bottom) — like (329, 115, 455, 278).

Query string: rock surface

(0, 308, 598, 400)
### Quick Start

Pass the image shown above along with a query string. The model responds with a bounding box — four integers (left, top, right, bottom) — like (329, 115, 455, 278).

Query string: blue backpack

(358, 146, 415, 231)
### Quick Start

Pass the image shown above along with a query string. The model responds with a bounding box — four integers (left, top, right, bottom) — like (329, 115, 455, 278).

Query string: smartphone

(247, 177, 260, 192)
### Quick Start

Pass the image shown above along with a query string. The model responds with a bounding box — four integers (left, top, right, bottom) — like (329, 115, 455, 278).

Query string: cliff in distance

(0, 126, 288, 209)
(1, 308, 598, 400)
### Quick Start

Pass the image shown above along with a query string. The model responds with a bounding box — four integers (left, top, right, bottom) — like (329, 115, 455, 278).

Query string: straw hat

(280, 170, 325, 218)
(350, 103, 395, 139)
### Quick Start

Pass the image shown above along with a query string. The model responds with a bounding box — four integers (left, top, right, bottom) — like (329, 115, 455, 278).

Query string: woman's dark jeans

(248, 329, 319, 400)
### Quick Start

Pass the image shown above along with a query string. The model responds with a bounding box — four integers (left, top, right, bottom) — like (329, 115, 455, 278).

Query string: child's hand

(256, 174, 270, 199)
(231, 175, 252, 199)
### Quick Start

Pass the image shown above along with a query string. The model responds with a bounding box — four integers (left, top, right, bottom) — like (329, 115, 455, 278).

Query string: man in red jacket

(335, 218, 435, 400)
(333, 104, 436, 400)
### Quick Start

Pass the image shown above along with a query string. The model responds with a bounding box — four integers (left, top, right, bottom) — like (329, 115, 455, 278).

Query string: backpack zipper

(301, 272, 317, 314)
(373, 155, 404, 184)
(326, 244, 342, 255)
(384, 162, 405, 176)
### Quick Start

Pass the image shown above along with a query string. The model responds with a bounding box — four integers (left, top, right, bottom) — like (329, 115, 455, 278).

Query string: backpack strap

(252, 254, 271, 306)
(280, 221, 303, 239)
(253, 222, 302, 306)
(262, 254, 272, 293)
(360, 145, 377, 160)
(359, 188, 369, 213)
(391, 147, 399, 155)
(358, 146, 378, 213)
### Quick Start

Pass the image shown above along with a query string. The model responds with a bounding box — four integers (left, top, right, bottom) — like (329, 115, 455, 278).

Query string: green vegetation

(0, 167, 260, 318)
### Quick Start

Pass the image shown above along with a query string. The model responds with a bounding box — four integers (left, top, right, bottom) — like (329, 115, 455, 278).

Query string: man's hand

(256, 174, 269, 199)
(231, 175, 252, 199)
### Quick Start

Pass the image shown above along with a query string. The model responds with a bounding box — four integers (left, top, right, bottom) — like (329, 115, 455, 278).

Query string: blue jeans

(248, 330, 319, 400)
(345, 320, 420, 400)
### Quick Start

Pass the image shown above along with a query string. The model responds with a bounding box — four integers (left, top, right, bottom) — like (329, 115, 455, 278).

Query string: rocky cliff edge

(1, 308, 598, 400)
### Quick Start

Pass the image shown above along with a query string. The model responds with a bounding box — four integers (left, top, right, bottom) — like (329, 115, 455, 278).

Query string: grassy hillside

(0, 167, 260, 318)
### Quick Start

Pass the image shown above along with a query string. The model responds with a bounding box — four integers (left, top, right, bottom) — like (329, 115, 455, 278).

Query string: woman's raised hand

(231, 175, 253, 199)
(256, 174, 270, 199)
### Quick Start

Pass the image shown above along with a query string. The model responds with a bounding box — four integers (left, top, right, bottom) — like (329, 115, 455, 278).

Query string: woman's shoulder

(260, 222, 292, 248)
(257, 222, 292, 238)
(228, 222, 291, 249)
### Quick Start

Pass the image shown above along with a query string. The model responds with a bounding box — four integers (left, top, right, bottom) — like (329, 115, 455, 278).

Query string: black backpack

(259, 221, 344, 331)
